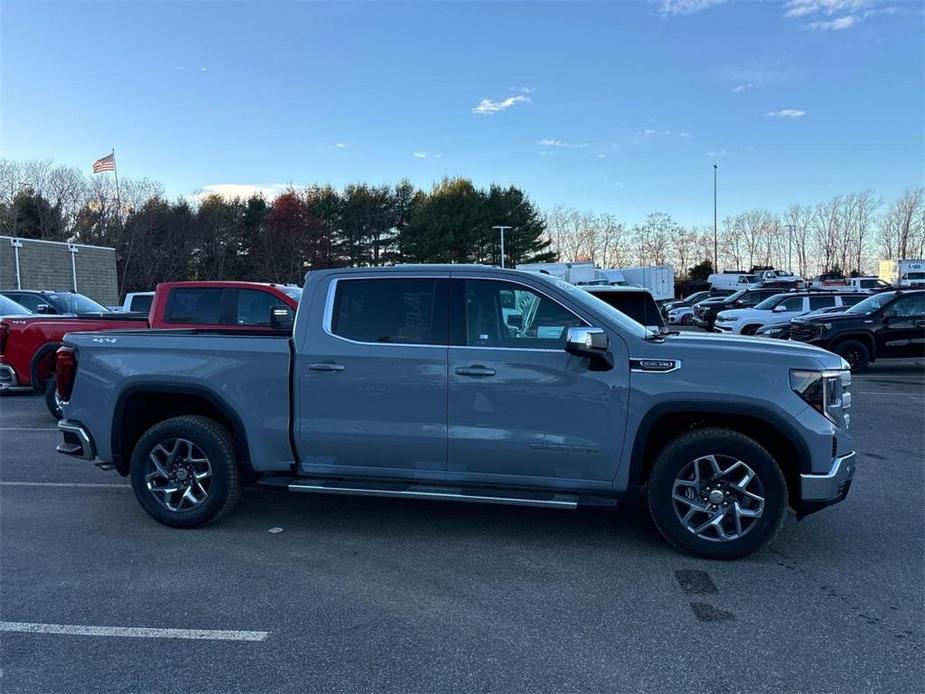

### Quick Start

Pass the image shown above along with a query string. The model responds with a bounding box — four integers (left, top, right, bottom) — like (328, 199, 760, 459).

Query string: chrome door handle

(455, 365, 496, 377)
(307, 363, 345, 372)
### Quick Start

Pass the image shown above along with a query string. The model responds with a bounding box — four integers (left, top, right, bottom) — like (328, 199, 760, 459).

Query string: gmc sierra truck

(56, 265, 856, 559)
(1, 281, 300, 418)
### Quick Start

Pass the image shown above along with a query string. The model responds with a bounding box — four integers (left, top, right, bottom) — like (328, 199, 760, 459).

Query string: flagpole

(112, 147, 121, 218)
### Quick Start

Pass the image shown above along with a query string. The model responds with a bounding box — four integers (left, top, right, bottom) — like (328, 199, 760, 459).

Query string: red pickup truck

(0, 281, 301, 418)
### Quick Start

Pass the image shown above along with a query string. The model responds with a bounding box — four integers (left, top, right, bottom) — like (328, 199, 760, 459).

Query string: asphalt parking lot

(1, 360, 923, 693)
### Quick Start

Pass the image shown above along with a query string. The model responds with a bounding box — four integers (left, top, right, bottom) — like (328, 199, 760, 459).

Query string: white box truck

(619, 265, 676, 301)
(879, 259, 925, 287)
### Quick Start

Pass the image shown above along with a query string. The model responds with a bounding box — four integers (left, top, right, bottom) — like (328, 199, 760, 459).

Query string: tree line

(0, 160, 553, 294)
(1, 158, 923, 296)
(547, 188, 925, 280)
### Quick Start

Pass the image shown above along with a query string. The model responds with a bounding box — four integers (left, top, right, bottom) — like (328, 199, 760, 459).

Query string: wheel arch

(30, 342, 62, 392)
(111, 383, 251, 476)
(829, 332, 876, 360)
(628, 402, 811, 500)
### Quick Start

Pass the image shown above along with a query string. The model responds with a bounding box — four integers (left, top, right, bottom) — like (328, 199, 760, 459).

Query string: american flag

(92, 152, 116, 173)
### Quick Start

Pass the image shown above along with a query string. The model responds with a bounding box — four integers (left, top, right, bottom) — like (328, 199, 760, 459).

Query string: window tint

(859, 279, 877, 288)
(165, 288, 223, 324)
(464, 280, 583, 349)
(809, 296, 836, 310)
(779, 297, 805, 312)
(587, 290, 664, 327)
(0, 295, 30, 315)
(11, 294, 53, 313)
(129, 295, 153, 313)
(235, 289, 286, 326)
(840, 294, 867, 307)
(889, 293, 925, 317)
(331, 278, 446, 345)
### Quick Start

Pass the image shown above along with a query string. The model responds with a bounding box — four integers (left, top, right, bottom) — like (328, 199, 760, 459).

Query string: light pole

(784, 224, 795, 274)
(493, 225, 512, 268)
(713, 164, 718, 272)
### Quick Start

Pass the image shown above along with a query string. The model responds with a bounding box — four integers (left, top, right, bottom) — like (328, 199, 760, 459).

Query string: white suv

(714, 292, 865, 335)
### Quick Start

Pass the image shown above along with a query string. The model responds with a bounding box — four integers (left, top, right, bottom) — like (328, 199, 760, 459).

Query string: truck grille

(790, 323, 817, 342)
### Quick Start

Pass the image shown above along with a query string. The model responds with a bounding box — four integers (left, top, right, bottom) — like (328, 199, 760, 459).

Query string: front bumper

(0, 364, 30, 392)
(57, 419, 96, 461)
(796, 451, 856, 517)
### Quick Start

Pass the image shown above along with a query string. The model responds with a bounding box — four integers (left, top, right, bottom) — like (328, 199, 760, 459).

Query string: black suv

(790, 289, 925, 371)
(692, 288, 781, 331)
(0, 290, 108, 315)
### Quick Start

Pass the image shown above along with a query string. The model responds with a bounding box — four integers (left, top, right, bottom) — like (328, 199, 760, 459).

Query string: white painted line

(0, 621, 269, 642)
(0, 428, 60, 432)
(0, 481, 129, 488)
(855, 391, 925, 396)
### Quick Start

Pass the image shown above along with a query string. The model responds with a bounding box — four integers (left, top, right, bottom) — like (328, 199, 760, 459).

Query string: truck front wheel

(647, 428, 788, 559)
(129, 415, 242, 528)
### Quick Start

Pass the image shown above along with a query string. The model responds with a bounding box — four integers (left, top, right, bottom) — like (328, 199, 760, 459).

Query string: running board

(285, 479, 579, 510)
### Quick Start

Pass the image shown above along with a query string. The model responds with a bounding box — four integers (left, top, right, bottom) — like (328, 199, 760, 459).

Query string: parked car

(661, 291, 711, 324)
(56, 265, 855, 559)
(789, 289, 925, 371)
(714, 292, 866, 335)
(0, 281, 301, 418)
(582, 286, 665, 332)
(839, 277, 893, 294)
(755, 303, 864, 340)
(0, 295, 33, 317)
(692, 288, 781, 331)
(707, 272, 762, 292)
(0, 289, 109, 315)
(108, 291, 155, 313)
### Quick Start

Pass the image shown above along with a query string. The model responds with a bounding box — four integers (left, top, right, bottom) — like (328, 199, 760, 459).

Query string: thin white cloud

(539, 138, 589, 149)
(472, 95, 531, 115)
(705, 149, 731, 157)
(596, 154, 608, 159)
(510, 86, 536, 94)
(766, 108, 807, 118)
(808, 14, 858, 29)
(412, 151, 442, 159)
(642, 129, 656, 137)
(783, 0, 867, 18)
(200, 66, 208, 72)
(657, 0, 726, 16)
(198, 184, 288, 200)
(732, 82, 754, 93)
(679, 131, 692, 138)
(333, 143, 349, 149)
(538, 151, 557, 156)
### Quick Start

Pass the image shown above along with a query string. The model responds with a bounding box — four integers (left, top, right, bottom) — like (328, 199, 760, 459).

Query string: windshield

(0, 295, 31, 315)
(845, 292, 894, 315)
(754, 294, 788, 310)
(722, 289, 748, 303)
(48, 293, 108, 314)
(745, 275, 759, 283)
(905, 272, 925, 280)
(279, 286, 303, 301)
(551, 279, 653, 338)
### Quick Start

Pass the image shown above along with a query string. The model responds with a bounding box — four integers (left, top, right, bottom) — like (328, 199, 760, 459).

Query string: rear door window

(129, 295, 153, 313)
(234, 289, 290, 326)
(809, 296, 836, 310)
(330, 278, 448, 345)
(165, 288, 224, 324)
(778, 297, 805, 312)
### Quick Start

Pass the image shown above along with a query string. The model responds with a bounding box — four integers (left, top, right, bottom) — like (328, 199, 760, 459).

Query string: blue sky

(1, 0, 922, 225)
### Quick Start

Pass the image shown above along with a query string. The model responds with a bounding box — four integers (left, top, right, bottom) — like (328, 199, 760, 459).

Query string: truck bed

(62, 330, 294, 471)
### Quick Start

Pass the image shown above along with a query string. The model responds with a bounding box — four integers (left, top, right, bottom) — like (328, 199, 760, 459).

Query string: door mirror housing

(506, 313, 523, 328)
(565, 327, 613, 371)
(269, 305, 294, 331)
(35, 304, 56, 315)
(772, 305, 788, 313)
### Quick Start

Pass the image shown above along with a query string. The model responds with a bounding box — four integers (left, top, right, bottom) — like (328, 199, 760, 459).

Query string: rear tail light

(56, 346, 77, 402)
(0, 323, 8, 355)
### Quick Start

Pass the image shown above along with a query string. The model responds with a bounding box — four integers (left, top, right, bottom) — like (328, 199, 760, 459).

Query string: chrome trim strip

(288, 482, 578, 509)
(800, 451, 856, 501)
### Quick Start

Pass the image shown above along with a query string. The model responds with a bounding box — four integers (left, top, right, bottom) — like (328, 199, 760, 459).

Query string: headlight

(760, 325, 785, 334)
(790, 369, 851, 424)
(818, 323, 832, 332)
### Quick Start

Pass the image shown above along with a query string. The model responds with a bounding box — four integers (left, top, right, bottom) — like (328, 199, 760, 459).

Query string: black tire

(129, 415, 242, 528)
(833, 339, 870, 372)
(741, 324, 760, 336)
(681, 314, 694, 326)
(44, 377, 63, 420)
(647, 428, 788, 559)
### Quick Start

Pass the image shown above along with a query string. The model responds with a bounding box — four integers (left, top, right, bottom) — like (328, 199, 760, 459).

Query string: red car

(0, 281, 300, 418)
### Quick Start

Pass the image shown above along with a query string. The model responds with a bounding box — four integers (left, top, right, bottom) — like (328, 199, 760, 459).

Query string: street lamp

(785, 224, 795, 274)
(493, 225, 512, 268)
(713, 165, 718, 272)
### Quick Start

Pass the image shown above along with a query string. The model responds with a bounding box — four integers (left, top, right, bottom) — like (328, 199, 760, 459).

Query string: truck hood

(652, 331, 845, 369)
(793, 311, 863, 325)
(715, 308, 758, 319)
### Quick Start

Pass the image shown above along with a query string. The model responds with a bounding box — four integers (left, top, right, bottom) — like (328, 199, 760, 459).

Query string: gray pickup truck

(56, 265, 856, 558)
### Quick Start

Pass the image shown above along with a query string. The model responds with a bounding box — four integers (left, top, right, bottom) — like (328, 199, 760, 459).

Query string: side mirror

(773, 305, 788, 313)
(565, 327, 613, 371)
(269, 305, 294, 331)
(506, 313, 523, 328)
(35, 304, 56, 315)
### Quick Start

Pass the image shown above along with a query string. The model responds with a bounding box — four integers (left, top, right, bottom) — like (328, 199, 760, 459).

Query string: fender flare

(30, 342, 62, 392)
(627, 400, 814, 485)
(111, 382, 252, 473)
(828, 331, 876, 358)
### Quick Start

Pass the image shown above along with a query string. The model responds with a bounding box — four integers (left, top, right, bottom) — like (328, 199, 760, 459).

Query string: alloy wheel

(144, 438, 212, 512)
(672, 454, 765, 542)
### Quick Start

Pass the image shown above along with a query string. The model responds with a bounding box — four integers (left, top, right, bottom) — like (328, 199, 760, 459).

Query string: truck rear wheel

(647, 428, 787, 559)
(129, 415, 242, 528)
(834, 339, 870, 372)
(44, 377, 63, 420)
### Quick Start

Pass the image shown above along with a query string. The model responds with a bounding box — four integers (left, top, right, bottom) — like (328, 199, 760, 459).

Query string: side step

(275, 477, 580, 510)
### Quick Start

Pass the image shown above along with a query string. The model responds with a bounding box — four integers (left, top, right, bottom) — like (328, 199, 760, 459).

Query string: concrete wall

(0, 236, 119, 306)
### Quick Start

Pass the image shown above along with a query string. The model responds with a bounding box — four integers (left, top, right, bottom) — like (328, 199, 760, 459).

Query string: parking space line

(0, 481, 129, 488)
(0, 621, 269, 642)
(0, 428, 60, 432)
(855, 391, 925, 396)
